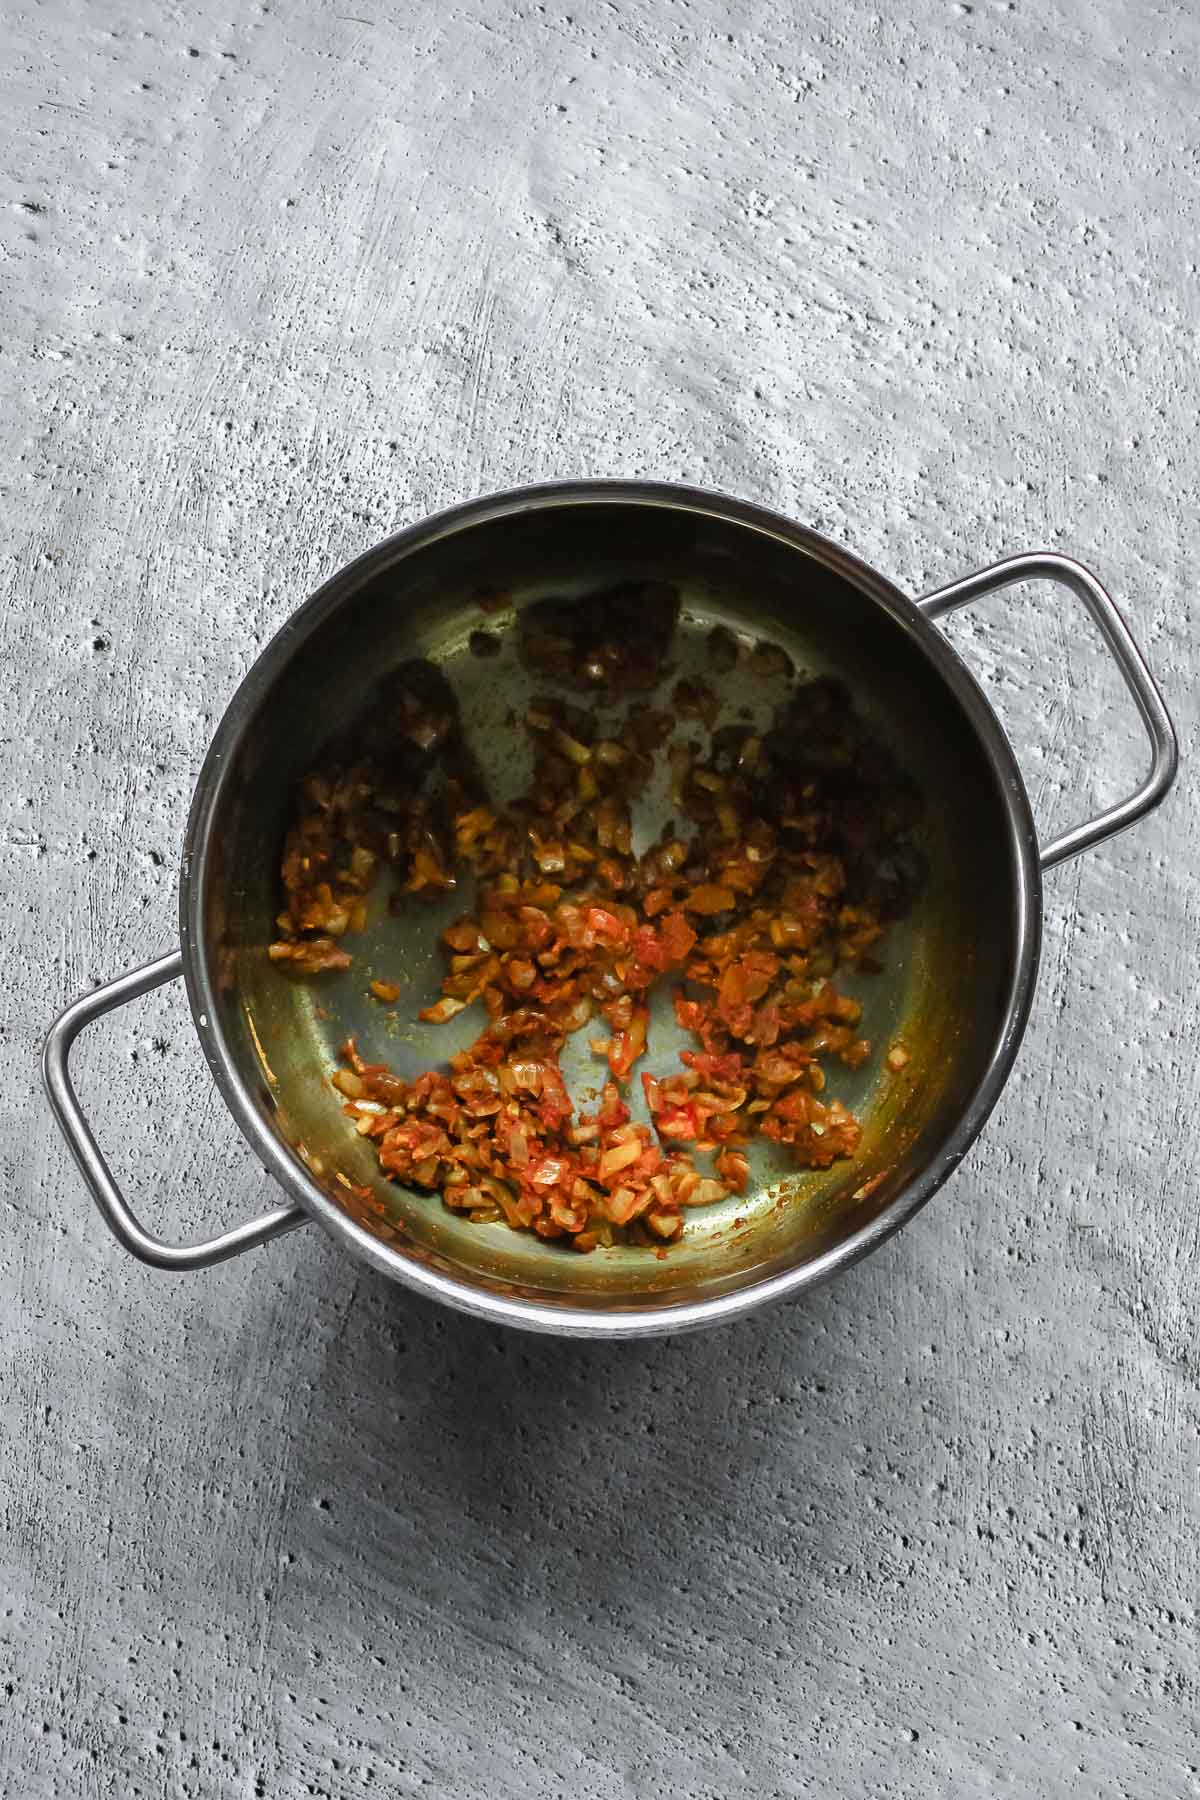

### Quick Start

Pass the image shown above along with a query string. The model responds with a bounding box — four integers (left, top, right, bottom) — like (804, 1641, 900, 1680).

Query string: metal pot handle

(42, 949, 309, 1270)
(916, 552, 1178, 869)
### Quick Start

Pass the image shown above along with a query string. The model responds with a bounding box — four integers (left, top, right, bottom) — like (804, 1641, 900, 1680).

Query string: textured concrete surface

(2, 1, 1198, 1795)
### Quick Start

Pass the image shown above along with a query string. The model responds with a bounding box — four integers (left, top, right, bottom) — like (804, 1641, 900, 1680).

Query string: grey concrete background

(2, 1, 1197, 1795)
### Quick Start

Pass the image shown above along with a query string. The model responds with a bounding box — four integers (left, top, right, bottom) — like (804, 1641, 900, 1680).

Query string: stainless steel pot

(43, 484, 1177, 1336)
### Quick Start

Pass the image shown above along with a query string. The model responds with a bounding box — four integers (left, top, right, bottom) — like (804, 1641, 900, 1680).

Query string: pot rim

(180, 480, 1042, 1336)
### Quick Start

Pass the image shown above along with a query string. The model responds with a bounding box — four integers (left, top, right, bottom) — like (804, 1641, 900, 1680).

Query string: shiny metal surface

(41, 949, 308, 1268)
(916, 553, 1178, 869)
(42, 483, 1177, 1334)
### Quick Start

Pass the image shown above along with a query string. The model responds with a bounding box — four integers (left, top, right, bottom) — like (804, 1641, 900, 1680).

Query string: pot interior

(189, 495, 1032, 1320)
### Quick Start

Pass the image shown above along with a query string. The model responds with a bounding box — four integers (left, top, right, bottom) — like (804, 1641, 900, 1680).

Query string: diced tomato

(718, 999, 754, 1038)
(673, 991, 707, 1035)
(680, 1048, 745, 1083)
(536, 1063, 574, 1128)
(632, 925, 667, 972)
(596, 1083, 630, 1130)
(518, 906, 554, 949)
(659, 910, 697, 963)
(311, 661, 893, 1252)
(586, 906, 629, 946)
(773, 1088, 812, 1124)
(652, 1105, 699, 1141)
